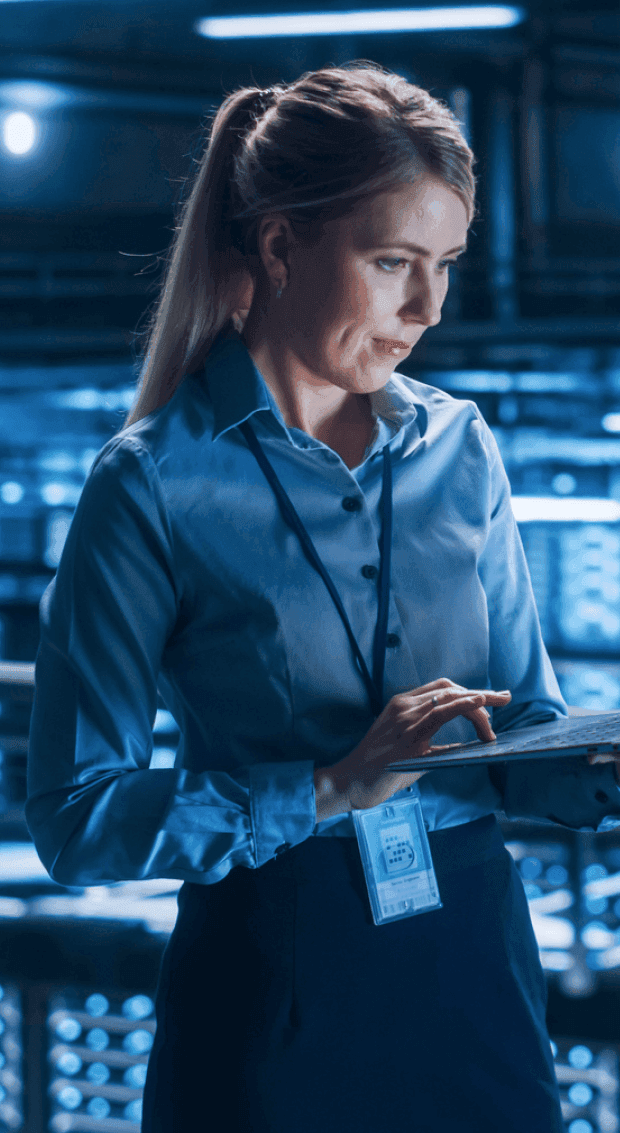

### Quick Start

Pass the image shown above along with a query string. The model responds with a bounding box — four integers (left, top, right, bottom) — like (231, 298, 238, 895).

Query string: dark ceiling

(0, 1, 618, 100)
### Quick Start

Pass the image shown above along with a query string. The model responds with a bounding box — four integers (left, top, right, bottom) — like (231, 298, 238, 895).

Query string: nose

(402, 265, 443, 327)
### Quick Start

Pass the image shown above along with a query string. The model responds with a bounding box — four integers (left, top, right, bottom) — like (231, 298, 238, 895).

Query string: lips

(372, 338, 411, 355)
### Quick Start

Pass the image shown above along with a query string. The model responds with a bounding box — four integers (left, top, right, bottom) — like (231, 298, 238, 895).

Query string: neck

(241, 330, 370, 442)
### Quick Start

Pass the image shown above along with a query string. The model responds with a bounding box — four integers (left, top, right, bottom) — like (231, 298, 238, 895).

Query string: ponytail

(123, 87, 269, 427)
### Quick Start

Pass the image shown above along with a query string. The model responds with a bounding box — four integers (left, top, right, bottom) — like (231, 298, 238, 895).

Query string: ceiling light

(2, 111, 36, 155)
(195, 6, 526, 39)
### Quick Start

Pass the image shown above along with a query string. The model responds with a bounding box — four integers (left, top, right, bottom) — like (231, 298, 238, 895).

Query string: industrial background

(0, 1, 619, 1129)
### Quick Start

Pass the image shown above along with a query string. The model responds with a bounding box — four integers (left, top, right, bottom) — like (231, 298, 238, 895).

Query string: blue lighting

(0, 81, 70, 110)
(122, 994, 154, 1021)
(195, 6, 526, 39)
(520, 856, 543, 880)
(55, 1052, 82, 1077)
(512, 497, 620, 523)
(86, 1062, 110, 1085)
(122, 1028, 153, 1054)
(583, 864, 608, 882)
(546, 865, 569, 886)
(85, 1027, 109, 1052)
(1, 111, 36, 155)
(568, 1046, 593, 1070)
(57, 1085, 82, 1111)
(85, 994, 109, 1018)
(54, 1018, 81, 1043)
(0, 482, 24, 505)
(87, 1097, 111, 1120)
(124, 1063, 148, 1088)
(125, 1100, 143, 1124)
(568, 1082, 594, 1107)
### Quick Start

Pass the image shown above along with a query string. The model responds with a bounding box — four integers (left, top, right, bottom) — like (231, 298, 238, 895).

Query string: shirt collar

(203, 322, 419, 442)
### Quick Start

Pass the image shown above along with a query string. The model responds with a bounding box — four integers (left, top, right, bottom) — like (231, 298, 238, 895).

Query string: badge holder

(352, 796, 442, 926)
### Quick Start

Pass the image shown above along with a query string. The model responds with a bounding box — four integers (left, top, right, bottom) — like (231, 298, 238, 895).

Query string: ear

(257, 214, 294, 288)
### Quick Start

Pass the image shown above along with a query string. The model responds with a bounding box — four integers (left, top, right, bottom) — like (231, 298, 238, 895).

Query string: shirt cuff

(249, 761, 317, 867)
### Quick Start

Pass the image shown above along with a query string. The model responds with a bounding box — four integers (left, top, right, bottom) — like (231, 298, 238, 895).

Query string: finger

(587, 752, 617, 765)
(408, 694, 489, 739)
(411, 687, 511, 709)
(404, 678, 461, 694)
(428, 742, 466, 750)
(409, 680, 512, 701)
(403, 688, 507, 724)
(461, 705, 496, 742)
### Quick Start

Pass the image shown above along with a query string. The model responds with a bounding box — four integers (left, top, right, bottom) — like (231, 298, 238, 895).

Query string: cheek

(333, 271, 382, 324)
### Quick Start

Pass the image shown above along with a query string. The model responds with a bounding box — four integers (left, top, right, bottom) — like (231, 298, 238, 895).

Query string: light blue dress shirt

(26, 323, 620, 887)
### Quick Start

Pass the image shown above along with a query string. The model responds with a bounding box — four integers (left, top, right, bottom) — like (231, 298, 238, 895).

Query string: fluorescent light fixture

(511, 497, 620, 523)
(196, 6, 525, 39)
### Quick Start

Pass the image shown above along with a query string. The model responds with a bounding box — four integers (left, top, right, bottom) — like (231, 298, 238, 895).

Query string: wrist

(313, 763, 351, 822)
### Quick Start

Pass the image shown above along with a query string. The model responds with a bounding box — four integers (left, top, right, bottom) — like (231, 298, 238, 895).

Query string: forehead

(344, 177, 470, 249)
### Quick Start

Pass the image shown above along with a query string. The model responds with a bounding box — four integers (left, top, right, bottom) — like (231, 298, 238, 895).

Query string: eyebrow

(374, 241, 468, 257)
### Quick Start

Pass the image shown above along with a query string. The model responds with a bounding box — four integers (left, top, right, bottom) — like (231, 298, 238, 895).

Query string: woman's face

(248, 174, 470, 398)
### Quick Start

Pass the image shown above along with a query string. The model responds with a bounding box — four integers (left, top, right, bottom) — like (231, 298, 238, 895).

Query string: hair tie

(255, 87, 277, 115)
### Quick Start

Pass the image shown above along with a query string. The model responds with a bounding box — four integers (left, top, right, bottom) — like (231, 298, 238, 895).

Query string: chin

(355, 346, 399, 385)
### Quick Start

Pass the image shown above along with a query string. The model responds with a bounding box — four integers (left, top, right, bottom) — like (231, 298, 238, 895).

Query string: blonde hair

(122, 60, 476, 428)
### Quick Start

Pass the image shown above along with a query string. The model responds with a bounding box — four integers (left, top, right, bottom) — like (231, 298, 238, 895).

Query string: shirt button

(342, 496, 362, 512)
(275, 842, 290, 856)
(361, 564, 378, 580)
(386, 633, 401, 647)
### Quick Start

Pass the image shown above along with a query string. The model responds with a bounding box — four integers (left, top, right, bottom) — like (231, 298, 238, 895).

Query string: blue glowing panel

(519, 524, 620, 654)
(0, 985, 23, 1129)
(47, 988, 155, 1128)
(551, 1038, 619, 1132)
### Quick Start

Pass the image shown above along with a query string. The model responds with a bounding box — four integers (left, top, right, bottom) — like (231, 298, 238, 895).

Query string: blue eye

(377, 258, 407, 272)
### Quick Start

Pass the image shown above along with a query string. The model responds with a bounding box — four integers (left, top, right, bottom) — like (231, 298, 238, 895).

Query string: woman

(27, 62, 620, 1132)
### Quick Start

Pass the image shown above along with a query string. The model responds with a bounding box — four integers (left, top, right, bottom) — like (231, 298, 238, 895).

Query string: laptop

(386, 711, 620, 773)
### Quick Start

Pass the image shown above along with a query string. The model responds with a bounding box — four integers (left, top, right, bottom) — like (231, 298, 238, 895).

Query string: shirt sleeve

(26, 435, 316, 887)
(474, 410, 620, 834)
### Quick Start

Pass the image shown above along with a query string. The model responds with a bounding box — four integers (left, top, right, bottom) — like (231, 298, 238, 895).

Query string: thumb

(427, 742, 466, 751)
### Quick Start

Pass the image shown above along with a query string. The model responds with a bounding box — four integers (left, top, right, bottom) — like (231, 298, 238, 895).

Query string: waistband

(272, 813, 506, 884)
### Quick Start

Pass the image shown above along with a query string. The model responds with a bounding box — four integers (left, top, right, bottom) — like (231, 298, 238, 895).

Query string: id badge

(352, 796, 442, 926)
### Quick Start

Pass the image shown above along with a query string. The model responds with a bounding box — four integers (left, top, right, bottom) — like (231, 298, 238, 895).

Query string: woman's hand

(314, 678, 512, 819)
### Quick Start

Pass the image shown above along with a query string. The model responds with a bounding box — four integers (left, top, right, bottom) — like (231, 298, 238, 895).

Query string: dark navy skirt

(141, 814, 563, 1132)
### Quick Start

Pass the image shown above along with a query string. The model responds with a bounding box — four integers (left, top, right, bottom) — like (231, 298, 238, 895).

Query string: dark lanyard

(240, 419, 393, 719)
